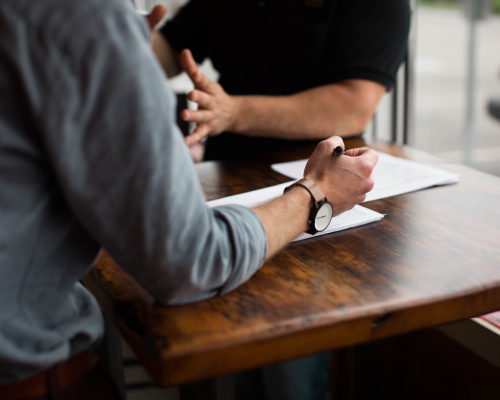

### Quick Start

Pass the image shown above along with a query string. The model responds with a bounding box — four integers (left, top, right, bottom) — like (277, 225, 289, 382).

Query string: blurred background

(413, 0, 500, 176)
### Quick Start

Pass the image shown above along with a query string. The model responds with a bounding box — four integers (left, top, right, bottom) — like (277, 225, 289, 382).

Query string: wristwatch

(284, 178, 333, 235)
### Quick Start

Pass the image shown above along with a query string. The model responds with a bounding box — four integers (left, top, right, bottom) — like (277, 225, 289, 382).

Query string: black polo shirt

(162, 0, 411, 160)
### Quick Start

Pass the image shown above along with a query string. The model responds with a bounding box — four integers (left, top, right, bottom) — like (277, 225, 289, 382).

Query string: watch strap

(284, 178, 326, 202)
(284, 178, 331, 235)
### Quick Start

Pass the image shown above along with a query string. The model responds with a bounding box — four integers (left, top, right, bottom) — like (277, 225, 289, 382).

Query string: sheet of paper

(207, 183, 383, 242)
(207, 182, 290, 209)
(271, 152, 459, 202)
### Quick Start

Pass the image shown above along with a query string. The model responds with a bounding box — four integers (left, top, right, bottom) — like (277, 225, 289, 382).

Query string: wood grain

(83, 140, 500, 386)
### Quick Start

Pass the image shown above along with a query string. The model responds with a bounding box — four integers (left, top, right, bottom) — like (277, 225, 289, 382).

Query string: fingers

(345, 147, 378, 170)
(179, 49, 211, 89)
(186, 89, 215, 110)
(315, 136, 345, 156)
(345, 148, 377, 194)
(181, 108, 213, 124)
(345, 147, 371, 157)
(178, 52, 233, 143)
(323, 136, 345, 149)
(344, 148, 363, 157)
(146, 4, 167, 30)
(179, 49, 198, 76)
(179, 50, 203, 90)
(185, 125, 211, 146)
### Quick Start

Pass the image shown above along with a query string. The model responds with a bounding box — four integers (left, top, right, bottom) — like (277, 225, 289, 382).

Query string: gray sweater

(0, 0, 267, 383)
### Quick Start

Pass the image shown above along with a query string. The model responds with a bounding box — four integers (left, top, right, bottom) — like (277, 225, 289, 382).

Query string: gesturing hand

(304, 137, 378, 216)
(179, 49, 237, 146)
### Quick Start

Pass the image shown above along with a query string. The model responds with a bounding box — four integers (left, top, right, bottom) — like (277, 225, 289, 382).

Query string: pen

(333, 146, 345, 156)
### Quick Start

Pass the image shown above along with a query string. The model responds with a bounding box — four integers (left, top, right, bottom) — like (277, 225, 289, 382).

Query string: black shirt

(162, 0, 411, 160)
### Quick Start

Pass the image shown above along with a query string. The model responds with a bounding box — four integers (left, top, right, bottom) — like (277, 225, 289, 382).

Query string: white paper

(271, 152, 459, 202)
(207, 182, 290, 209)
(291, 205, 383, 242)
(207, 183, 383, 242)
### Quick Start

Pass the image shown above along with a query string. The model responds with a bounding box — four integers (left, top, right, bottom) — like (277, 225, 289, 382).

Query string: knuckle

(359, 158, 374, 176)
(316, 139, 331, 153)
(369, 177, 375, 191)
(365, 177, 375, 193)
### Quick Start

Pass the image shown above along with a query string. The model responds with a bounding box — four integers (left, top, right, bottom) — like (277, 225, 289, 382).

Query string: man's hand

(304, 137, 377, 216)
(179, 49, 238, 146)
(145, 4, 167, 31)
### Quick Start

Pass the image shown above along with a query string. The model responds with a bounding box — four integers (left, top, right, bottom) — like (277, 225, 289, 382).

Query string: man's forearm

(252, 186, 311, 259)
(151, 31, 182, 77)
(230, 79, 385, 140)
(173, 49, 387, 145)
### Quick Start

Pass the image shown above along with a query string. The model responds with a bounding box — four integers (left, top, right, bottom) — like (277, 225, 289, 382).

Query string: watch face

(314, 203, 333, 232)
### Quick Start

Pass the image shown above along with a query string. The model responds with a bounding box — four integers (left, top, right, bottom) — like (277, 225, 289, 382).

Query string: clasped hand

(305, 137, 378, 216)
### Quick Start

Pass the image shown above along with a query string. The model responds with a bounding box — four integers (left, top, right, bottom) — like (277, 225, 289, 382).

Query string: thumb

(146, 4, 167, 30)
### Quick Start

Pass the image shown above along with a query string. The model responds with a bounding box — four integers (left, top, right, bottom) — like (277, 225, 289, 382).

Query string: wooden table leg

(96, 315, 127, 399)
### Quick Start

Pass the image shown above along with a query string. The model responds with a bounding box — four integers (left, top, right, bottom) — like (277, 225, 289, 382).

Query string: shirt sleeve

(327, 0, 411, 90)
(38, 0, 267, 305)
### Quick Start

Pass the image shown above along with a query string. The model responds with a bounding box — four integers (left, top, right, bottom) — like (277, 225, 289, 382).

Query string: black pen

(333, 146, 345, 156)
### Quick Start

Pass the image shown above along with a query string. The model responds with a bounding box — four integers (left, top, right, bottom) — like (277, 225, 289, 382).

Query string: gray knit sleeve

(39, 0, 268, 305)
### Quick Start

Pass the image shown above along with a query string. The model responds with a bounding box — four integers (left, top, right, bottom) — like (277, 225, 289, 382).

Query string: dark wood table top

(83, 139, 500, 387)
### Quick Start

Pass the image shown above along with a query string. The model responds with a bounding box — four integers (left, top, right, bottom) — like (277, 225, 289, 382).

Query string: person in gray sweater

(0, 0, 377, 398)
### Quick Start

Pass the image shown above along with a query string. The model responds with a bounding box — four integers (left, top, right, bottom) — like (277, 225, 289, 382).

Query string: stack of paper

(271, 152, 459, 203)
(207, 152, 459, 242)
(207, 184, 383, 242)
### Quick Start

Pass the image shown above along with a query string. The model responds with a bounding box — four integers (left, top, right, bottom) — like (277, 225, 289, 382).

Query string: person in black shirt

(153, 0, 411, 160)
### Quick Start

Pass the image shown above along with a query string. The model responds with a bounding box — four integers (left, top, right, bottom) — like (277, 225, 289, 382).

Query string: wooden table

(83, 140, 500, 392)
